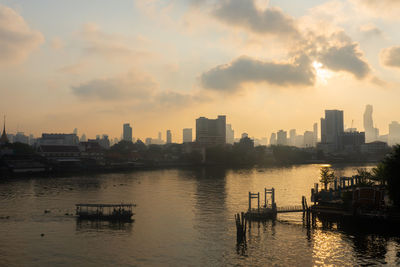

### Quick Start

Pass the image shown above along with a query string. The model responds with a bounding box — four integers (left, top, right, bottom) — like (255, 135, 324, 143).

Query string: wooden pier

(75, 203, 135, 221)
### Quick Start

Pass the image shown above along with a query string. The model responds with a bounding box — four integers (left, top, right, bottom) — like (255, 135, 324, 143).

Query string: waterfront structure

(166, 130, 172, 144)
(79, 142, 104, 163)
(389, 121, 400, 146)
(319, 110, 344, 151)
(123, 123, 132, 142)
(182, 128, 192, 143)
(226, 124, 234, 144)
(363, 105, 379, 142)
(276, 130, 287, 146)
(37, 133, 79, 146)
(269, 133, 276, 145)
(195, 115, 226, 146)
(38, 145, 80, 159)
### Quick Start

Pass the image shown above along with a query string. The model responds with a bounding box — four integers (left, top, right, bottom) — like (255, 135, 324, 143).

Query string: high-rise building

(389, 121, 400, 146)
(226, 124, 234, 144)
(196, 115, 226, 146)
(182, 128, 192, 143)
(320, 110, 344, 150)
(289, 129, 296, 146)
(269, 133, 277, 145)
(166, 130, 172, 144)
(123, 123, 132, 142)
(158, 132, 162, 141)
(73, 128, 78, 135)
(80, 134, 87, 142)
(313, 122, 318, 146)
(303, 131, 314, 147)
(363, 105, 378, 142)
(277, 130, 287, 146)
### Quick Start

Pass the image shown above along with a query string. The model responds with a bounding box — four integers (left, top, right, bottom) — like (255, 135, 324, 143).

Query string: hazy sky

(1, 0, 400, 142)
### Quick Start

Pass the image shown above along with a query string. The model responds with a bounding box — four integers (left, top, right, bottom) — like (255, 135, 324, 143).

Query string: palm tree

(320, 166, 335, 190)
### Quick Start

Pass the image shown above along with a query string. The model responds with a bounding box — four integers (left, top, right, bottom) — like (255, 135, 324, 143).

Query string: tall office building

(277, 130, 287, 146)
(320, 110, 344, 150)
(389, 121, 400, 146)
(123, 123, 132, 142)
(196, 115, 226, 146)
(304, 131, 314, 147)
(183, 128, 192, 143)
(166, 130, 172, 144)
(363, 105, 379, 142)
(289, 129, 296, 146)
(313, 122, 318, 146)
(269, 133, 277, 145)
(226, 124, 234, 144)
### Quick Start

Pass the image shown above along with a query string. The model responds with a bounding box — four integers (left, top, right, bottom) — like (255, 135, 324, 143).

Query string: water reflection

(76, 219, 133, 232)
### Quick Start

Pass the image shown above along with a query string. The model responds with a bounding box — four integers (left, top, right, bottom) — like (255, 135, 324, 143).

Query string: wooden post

(264, 188, 267, 207)
(272, 188, 275, 205)
(248, 192, 251, 211)
(334, 179, 337, 191)
(257, 192, 260, 210)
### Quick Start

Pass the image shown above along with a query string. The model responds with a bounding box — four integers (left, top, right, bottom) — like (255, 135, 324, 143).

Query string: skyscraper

(363, 105, 378, 142)
(289, 129, 296, 146)
(182, 128, 192, 143)
(320, 110, 344, 150)
(269, 133, 277, 145)
(196, 115, 226, 146)
(277, 130, 287, 146)
(166, 130, 172, 144)
(389, 121, 400, 146)
(313, 122, 318, 146)
(226, 124, 234, 144)
(123, 123, 132, 142)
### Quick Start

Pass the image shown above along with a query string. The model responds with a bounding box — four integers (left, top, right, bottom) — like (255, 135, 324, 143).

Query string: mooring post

(272, 188, 275, 206)
(264, 188, 267, 207)
(334, 179, 337, 191)
(257, 192, 260, 210)
(351, 178, 354, 187)
(248, 192, 251, 211)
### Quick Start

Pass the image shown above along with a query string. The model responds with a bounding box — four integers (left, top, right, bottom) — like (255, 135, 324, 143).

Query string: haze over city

(1, 0, 400, 141)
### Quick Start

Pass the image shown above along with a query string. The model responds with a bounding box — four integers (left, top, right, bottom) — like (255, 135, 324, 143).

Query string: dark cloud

(0, 5, 44, 65)
(318, 43, 371, 79)
(381, 46, 400, 68)
(213, 0, 298, 36)
(201, 55, 315, 91)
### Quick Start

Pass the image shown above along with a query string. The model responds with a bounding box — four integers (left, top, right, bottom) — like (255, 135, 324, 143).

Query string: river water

(0, 164, 399, 266)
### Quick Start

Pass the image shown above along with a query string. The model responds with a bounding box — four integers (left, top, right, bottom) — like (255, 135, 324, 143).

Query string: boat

(75, 203, 135, 221)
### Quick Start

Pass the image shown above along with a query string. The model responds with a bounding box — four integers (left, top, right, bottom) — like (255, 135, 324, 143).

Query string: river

(0, 164, 399, 266)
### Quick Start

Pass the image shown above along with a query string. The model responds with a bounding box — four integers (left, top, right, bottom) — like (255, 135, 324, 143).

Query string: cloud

(201, 55, 315, 91)
(359, 24, 383, 38)
(212, 0, 298, 36)
(351, 0, 400, 19)
(318, 43, 371, 79)
(71, 71, 158, 101)
(380, 46, 400, 68)
(0, 5, 44, 65)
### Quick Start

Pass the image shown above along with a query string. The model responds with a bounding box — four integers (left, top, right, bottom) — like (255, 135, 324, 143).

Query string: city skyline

(0, 1, 400, 140)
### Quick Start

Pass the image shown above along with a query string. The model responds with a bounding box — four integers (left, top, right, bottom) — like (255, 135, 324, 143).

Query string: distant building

(196, 115, 226, 146)
(183, 128, 192, 143)
(320, 110, 344, 151)
(38, 133, 79, 146)
(277, 130, 287, 146)
(38, 145, 80, 160)
(361, 141, 388, 154)
(158, 132, 162, 141)
(14, 132, 29, 144)
(364, 105, 379, 142)
(0, 117, 9, 145)
(79, 141, 104, 163)
(313, 123, 318, 146)
(289, 129, 296, 146)
(342, 131, 365, 152)
(241, 133, 248, 139)
(145, 138, 152, 145)
(80, 134, 87, 142)
(166, 130, 172, 144)
(303, 131, 314, 147)
(73, 128, 78, 135)
(269, 133, 277, 145)
(226, 124, 234, 144)
(389, 121, 400, 146)
(123, 123, 132, 142)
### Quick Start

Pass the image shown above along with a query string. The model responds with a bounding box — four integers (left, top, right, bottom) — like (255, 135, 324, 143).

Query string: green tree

(379, 145, 400, 206)
(320, 166, 335, 190)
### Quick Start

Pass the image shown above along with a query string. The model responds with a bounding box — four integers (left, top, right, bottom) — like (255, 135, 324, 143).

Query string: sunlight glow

(313, 61, 332, 85)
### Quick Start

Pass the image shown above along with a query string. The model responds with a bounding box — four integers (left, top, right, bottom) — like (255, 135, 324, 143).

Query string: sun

(313, 61, 332, 84)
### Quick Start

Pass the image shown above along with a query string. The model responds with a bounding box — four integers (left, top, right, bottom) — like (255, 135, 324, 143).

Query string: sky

(1, 0, 400, 142)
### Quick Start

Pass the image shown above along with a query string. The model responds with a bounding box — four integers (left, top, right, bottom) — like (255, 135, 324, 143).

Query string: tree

(320, 166, 335, 190)
(379, 145, 400, 206)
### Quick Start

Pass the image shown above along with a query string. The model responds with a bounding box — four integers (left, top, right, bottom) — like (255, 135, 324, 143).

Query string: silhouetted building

(0, 116, 9, 145)
(238, 136, 254, 150)
(196, 115, 226, 146)
(277, 130, 287, 146)
(342, 131, 365, 152)
(73, 128, 78, 135)
(313, 122, 318, 146)
(269, 133, 277, 145)
(166, 130, 172, 144)
(183, 128, 192, 143)
(226, 124, 234, 144)
(14, 132, 29, 144)
(364, 105, 379, 142)
(80, 134, 87, 142)
(145, 138, 152, 145)
(320, 110, 344, 151)
(38, 133, 79, 146)
(241, 133, 248, 139)
(389, 121, 400, 146)
(79, 141, 104, 163)
(123, 123, 132, 142)
(361, 141, 388, 154)
(38, 145, 80, 159)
